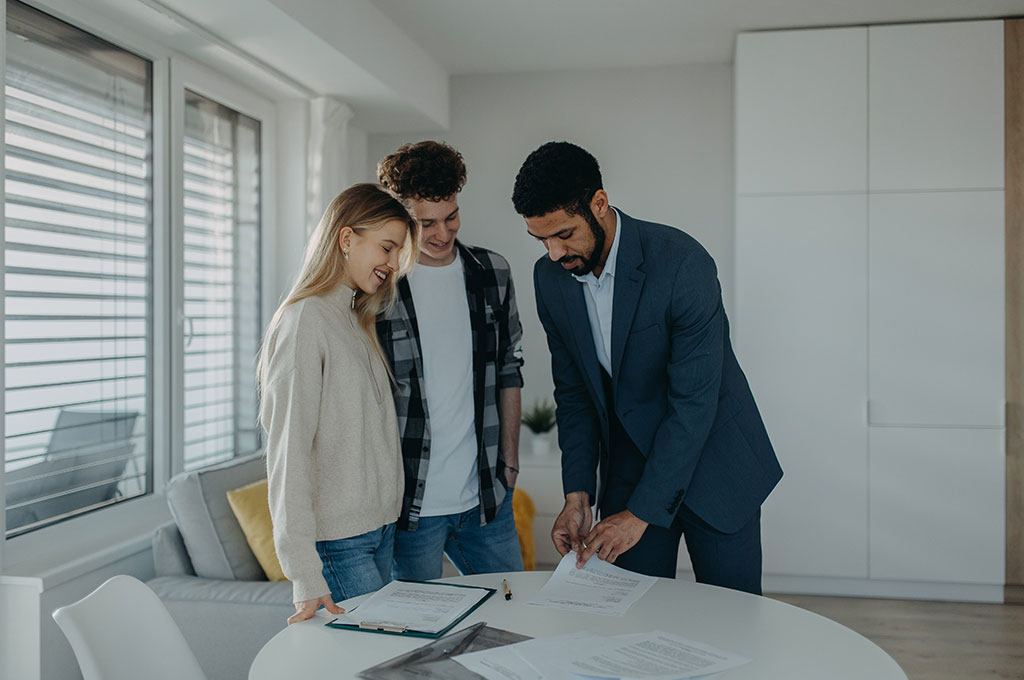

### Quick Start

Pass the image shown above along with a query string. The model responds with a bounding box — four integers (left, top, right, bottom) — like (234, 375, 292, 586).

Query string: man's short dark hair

(377, 140, 467, 201)
(511, 141, 603, 218)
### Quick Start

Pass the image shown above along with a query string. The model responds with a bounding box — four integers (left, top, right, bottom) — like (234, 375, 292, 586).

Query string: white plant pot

(530, 430, 555, 456)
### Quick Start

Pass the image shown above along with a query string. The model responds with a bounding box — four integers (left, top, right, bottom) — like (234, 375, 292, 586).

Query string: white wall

(273, 106, 371, 308)
(368, 63, 734, 407)
(348, 124, 370, 184)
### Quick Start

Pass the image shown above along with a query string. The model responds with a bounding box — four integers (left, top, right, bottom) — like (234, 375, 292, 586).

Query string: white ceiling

(370, 0, 1024, 74)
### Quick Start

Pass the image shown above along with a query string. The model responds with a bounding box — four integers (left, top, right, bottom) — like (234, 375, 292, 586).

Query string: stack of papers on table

(453, 630, 750, 680)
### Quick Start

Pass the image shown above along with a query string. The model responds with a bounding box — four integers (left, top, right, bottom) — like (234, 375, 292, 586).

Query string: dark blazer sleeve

(534, 262, 602, 503)
(626, 248, 725, 528)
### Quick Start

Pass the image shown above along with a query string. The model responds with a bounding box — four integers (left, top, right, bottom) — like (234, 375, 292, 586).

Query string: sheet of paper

(525, 552, 657, 616)
(331, 580, 490, 634)
(454, 632, 594, 680)
(514, 632, 610, 680)
(558, 630, 751, 680)
(451, 644, 544, 680)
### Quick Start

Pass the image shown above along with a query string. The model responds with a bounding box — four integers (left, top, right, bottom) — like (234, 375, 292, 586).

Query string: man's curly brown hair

(377, 141, 467, 202)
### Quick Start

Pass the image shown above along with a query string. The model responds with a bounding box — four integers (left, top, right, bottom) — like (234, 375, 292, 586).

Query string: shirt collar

(573, 208, 621, 286)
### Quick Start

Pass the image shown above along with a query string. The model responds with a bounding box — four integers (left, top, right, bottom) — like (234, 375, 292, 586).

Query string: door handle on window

(185, 316, 194, 348)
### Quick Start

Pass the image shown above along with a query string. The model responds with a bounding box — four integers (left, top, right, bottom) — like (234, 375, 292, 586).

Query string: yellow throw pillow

(225, 479, 288, 582)
(512, 487, 536, 571)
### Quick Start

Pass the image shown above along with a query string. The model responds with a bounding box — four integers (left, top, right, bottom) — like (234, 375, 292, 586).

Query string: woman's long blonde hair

(258, 183, 419, 397)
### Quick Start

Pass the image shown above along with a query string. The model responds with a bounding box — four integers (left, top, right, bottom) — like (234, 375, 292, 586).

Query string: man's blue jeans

(392, 499, 523, 580)
(316, 523, 395, 603)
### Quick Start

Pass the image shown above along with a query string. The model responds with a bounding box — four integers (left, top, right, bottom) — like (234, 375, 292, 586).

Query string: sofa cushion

(226, 479, 287, 581)
(166, 453, 267, 581)
(153, 521, 196, 577)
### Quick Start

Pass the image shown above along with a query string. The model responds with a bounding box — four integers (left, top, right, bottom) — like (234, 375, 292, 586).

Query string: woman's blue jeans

(315, 522, 395, 603)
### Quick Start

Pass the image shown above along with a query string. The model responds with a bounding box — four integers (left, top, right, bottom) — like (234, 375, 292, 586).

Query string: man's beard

(560, 211, 606, 276)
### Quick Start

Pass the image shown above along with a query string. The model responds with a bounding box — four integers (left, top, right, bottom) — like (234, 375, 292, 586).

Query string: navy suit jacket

(534, 210, 782, 534)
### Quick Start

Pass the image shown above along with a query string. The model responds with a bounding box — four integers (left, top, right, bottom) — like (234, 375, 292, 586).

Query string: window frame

(1, 0, 172, 554)
(1, 0, 278, 556)
(168, 56, 275, 477)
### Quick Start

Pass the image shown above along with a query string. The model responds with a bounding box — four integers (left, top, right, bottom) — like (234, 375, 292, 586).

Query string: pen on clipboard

(502, 578, 513, 600)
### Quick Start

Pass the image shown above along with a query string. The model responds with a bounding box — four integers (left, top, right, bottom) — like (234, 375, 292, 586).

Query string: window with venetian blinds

(181, 91, 261, 471)
(3, 0, 152, 535)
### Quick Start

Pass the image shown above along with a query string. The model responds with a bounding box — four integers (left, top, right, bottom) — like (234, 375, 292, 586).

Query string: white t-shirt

(408, 251, 479, 516)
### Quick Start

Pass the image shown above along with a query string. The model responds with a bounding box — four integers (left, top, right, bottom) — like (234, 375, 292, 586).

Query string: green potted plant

(521, 399, 557, 456)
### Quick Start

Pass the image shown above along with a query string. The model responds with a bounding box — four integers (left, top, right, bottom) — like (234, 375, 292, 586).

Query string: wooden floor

(769, 594, 1024, 679)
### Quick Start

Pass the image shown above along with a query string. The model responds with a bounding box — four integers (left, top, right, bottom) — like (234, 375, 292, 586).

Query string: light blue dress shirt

(572, 209, 622, 375)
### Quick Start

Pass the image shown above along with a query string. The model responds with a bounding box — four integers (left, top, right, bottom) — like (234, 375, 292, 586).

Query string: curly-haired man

(376, 141, 525, 579)
(513, 141, 782, 594)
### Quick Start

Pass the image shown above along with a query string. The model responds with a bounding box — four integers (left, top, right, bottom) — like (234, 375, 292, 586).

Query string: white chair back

(52, 574, 207, 680)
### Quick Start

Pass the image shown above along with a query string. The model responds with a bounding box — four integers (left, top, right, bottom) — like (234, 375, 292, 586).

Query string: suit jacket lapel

(611, 211, 645, 386)
(557, 272, 606, 412)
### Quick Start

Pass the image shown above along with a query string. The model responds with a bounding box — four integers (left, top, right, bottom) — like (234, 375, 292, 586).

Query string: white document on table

(451, 643, 544, 680)
(526, 553, 657, 616)
(329, 580, 490, 634)
(453, 632, 594, 680)
(558, 630, 751, 680)
(514, 632, 608, 680)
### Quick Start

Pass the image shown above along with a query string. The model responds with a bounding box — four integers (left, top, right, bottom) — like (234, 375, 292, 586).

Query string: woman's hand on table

(288, 595, 344, 624)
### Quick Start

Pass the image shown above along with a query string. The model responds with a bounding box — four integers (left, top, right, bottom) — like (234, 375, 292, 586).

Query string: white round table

(249, 571, 907, 679)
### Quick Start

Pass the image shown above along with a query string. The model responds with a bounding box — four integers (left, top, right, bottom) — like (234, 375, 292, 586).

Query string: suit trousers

(598, 372, 764, 595)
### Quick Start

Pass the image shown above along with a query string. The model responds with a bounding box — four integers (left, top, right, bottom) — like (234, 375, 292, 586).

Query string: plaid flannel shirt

(376, 242, 525, 531)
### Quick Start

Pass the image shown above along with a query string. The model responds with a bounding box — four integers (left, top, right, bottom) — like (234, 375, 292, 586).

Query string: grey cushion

(166, 453, 267, 581)
(153, 522, 196, 577)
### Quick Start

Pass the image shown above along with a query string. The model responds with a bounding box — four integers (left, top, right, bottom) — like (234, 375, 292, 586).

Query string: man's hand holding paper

(577, 509, 649, 567)
(551, 491, 593, 556)
(526, 552, 656, 616)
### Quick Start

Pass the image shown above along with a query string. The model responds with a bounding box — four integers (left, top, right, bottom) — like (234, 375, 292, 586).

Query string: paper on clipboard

(329, 580, 493, 635)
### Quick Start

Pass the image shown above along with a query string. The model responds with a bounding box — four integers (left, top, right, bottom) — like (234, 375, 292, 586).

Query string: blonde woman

(258, 183, 420, 623)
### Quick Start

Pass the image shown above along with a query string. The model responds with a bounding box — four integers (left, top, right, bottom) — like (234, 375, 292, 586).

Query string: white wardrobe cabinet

(868, 191, 1005, 428)
(869, 21, 1004, 192)
(735, 27, 867, 195)
(869, 427, 1005, 584)
(736, 20, 1006, 598)
(736, 194, 868, 578)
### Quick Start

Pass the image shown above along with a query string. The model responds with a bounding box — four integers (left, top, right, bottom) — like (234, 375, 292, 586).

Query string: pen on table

(502, 578, 513, 601)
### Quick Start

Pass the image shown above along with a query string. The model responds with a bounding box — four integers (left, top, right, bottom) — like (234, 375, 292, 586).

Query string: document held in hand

(327, 580, 495, 638)
(525, 552, 657, 616)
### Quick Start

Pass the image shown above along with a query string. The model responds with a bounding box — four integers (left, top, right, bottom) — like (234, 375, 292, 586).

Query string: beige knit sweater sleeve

(261, 304, 332, 603)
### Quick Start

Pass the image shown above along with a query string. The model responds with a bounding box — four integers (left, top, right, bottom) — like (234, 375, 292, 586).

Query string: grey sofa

(147, 453, 292, 680)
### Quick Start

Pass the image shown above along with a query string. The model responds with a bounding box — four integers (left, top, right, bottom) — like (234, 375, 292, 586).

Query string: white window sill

(1, 494, 172, 590)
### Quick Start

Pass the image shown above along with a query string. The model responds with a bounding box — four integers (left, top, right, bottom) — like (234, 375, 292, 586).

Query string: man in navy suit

(512, 142, 782, 594)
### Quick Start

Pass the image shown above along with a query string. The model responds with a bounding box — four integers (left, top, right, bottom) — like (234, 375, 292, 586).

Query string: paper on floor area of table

(451, 643, 544, 680)
(557, 630, 751, 680)
(453, 632, 595, 680)
(516, 632, 631, 680)
(525, 552, 657, 616)
(330, 580, 490, 634)
(454, 630, 749, 680)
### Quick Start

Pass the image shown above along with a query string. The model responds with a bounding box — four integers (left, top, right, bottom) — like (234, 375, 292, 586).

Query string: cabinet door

(868, 191, 1004, 427)
(736, 27, 867, 195)
(736, 195, 868, 577)
(869, 427, 1005, 584)
(869, 21, 1004, 191)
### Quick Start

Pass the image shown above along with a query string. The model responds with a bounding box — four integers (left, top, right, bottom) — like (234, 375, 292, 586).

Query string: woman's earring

(343, 249, 349, 262)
